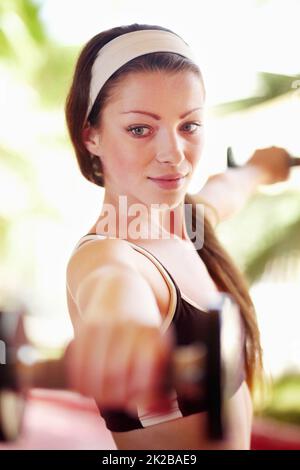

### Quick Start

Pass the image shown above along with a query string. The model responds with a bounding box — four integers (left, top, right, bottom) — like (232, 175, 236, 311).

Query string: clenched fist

(64, 319, 175, 415)
(246, 146, 292, 185)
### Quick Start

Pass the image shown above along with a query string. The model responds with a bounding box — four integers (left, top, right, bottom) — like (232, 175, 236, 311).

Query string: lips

(148, 173, 186, 181)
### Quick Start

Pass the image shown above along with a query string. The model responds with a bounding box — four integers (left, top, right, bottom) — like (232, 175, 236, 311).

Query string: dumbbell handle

(16, 355, 68, 391)
(289, 156, 300, 167)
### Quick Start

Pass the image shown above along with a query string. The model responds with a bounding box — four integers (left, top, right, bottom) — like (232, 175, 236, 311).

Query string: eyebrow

(120, 107, 203, 120)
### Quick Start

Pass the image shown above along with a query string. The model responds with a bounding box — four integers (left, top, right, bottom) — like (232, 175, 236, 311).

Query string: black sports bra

(69, 234, 246, 432)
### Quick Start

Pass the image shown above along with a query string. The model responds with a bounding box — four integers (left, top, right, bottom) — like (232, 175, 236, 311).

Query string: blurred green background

(0, 0, 300, 426)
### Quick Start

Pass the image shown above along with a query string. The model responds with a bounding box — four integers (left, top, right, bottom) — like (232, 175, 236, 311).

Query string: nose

(155, 128, 185, 165)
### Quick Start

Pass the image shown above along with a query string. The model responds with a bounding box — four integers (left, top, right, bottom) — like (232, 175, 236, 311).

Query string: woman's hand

(246, 146, 292, 185)
(65, 319, 175, 414)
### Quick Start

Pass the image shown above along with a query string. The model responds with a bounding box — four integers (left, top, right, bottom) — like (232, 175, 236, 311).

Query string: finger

(97, 323, 138, 407)
(68, 325, 94, 393)
(126, 328, 175, 416)
(80, 322, 114, 398)
(127, 329, 171, 409)
(142, 332, 174, 413)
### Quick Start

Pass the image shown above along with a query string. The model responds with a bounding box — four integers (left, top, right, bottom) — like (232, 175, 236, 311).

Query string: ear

(82, 123, 103, 156)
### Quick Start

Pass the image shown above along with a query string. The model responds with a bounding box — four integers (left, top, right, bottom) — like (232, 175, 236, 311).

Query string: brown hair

(65, 23, 263, 392)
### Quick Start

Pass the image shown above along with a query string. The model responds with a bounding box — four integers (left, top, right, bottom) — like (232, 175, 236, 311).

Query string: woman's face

(86, 70, 205, 208)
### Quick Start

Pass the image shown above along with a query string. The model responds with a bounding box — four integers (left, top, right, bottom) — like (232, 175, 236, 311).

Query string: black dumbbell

(0, 292, 244, 442)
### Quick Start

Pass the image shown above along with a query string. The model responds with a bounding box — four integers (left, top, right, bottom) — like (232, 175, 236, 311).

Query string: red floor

(0, 390, 116, 450)
(0, 389, 299, 450)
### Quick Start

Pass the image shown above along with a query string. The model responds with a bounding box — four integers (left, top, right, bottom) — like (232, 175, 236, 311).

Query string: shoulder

(66, 237, 138, 300)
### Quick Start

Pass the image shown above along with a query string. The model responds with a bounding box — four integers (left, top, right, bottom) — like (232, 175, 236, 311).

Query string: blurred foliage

(216, 190, 300, 283)
(32, 43, 78, 107)
(14, 0, 47, 44)
(0, 0, 67, 268)
(0, 0, 47, 45)
(211, 72, 300, 117)
(0, 216, 10, 258)
(210, 50, 300, 286)
(0, 144, 36, 179)
(0, 0, 78, 107)
(245, 215, 300, 283)
(260, 373, 300, 425)
(213, 53, 300, 429)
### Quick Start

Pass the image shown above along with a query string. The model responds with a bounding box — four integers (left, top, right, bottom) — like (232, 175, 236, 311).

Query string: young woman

(64, 23, 291, 450)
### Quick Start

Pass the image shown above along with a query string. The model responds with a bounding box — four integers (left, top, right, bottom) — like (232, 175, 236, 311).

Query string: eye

(127, 125, 151, 138)
(182, 122, 203, 133)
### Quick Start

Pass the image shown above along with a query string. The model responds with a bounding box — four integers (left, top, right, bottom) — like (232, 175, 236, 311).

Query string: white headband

(86, 29, 197, 119)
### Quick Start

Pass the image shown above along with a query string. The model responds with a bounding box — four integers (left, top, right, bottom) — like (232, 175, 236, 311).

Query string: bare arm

(191, 146, 292, 226)
(75, 264, 162, 327)
(66, 238, 174, 411)
(67, 238, 160, 325)
(192, 165, 265, 226)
